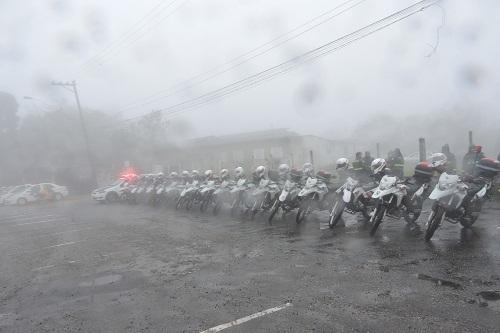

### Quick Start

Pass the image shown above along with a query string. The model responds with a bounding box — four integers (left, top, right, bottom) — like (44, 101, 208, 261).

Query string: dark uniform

(388, 148, 405, 178)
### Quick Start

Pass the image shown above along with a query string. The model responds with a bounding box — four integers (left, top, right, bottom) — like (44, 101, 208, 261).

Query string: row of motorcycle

(113, 155, 497, 241)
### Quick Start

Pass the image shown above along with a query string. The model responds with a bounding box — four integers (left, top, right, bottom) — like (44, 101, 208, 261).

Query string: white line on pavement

(43, 240, 86, 249)
(34, 265, 55, 271)
(0, 215, 59, 223)
(33, 261, 79, 271)
(199, 302, 293, 333)
(15, 218, 68, 226)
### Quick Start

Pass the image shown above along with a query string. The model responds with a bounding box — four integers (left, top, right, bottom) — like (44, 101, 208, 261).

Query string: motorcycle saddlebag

(476, 158, 500, 178)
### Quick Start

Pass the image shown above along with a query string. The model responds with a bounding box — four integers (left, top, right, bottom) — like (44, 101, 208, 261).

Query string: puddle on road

(79, 274, 123, 287)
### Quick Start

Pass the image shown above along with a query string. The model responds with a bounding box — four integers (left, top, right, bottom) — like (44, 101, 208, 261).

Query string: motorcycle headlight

(438, 182, 450, 191)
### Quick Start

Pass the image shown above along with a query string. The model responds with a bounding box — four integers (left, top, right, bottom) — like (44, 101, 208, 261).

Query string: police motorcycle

(199, 170, 219, 212)
(175, 170, 202, 210)
(328, 158, 375, 229)
(424, 157, 499, 241)
(268, 165, 302, 223)
(127, 174, 148, 204)
(400, 154, 447, 224)
(211, 169, 235, 215)
(164, 171, 189, 206)
(229, 167, 253, 217)
(149, 173, 166, 206)
(295, 163, 331, 224)
(368, 159, 414, 236)
(245, 166, 280, 220)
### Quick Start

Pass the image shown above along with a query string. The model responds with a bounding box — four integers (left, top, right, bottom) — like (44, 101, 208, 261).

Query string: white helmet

(278, 164, 290, 175)
(204, 169, 213, 178)
(429, 153, 447, 168)
(302, 162, 314, 176)
(169, 172, 178, 177)
(220, 169, 229, 178)
(371, 158, 387, 175)
(255, 165, 266, 178)
(336, 158, 349, 170)
(234, 166, 244, 178)
(182, 170, 190, 177)
(191, 170, 199, 177)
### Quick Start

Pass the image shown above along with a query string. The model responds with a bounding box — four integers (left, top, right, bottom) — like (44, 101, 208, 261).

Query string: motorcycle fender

(413, 185, 425, 199)
(343, 190, 351, 203)
(475, 186, 487, 199)
(279, 190, 289, 202)
(429, 188, 453, 201)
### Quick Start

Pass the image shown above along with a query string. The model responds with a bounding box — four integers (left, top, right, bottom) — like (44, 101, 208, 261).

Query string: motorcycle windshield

(345, 177, 358, 190)
(305, 177, 317, 188)
(284, 180, 294, 191)
(378, 176, 397, 191)
(436, 172, 460, 191)
(237, 179, 246, 186)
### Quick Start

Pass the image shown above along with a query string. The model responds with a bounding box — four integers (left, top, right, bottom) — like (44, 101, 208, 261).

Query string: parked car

(1, 183, 69, 206)
(91, 179, 130, 203)
(2, 185, 35, 206)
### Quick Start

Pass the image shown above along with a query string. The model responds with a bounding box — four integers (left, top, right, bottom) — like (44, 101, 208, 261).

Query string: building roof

(187, 128, 300, 147)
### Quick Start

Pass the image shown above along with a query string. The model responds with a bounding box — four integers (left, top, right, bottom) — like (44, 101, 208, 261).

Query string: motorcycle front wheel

(403, 197, 423, 224)
(459, 200, 482, 228)
(425, 206, 445, 241)
(268, 200, 280, 223)
(296, 200, 310, 224)
(329, 198, 345, 229)
(370, 206, 386, 236)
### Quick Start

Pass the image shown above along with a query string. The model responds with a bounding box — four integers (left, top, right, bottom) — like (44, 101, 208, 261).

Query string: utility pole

(51, 80, 97, 187)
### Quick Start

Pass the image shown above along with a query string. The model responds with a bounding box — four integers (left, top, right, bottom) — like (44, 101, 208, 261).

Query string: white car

(2, 183, 69, 206)
(91, 179, 129, 203)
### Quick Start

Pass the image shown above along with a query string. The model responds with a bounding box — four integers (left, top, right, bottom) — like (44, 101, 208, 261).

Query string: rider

(181, 170, 192, 184)
(388, 148, 405, 178)
(203, 169, 215, 182)
(234, 166, 245, 180)
(335, 157, 351, 183)
(428, 152, 449, 175)
(219, 169, 230, 182)
(462, 145, 485, 175)
(252, 165, 267, 184)
(370, 158, 391, 182)
(191, 170, 202, 182)
(462, 157, 500, 217)
(277, 163, 291, 183)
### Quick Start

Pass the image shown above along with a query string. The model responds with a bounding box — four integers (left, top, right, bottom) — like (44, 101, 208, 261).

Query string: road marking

(0, 215, 58, 223)
(43, 240, 85, 249)
(34, 261, 79, 271)
(200, 302, 293, 333)
(46, 228, 95, 236)
(15, 218, 67, 226)
(34, 265, 55, 271)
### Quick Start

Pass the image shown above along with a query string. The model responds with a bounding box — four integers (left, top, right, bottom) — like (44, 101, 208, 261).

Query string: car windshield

(11, 185, 29, 194)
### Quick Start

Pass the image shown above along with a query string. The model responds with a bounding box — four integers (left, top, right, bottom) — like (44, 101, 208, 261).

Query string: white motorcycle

(328, 177, 373, 229)
(424, 173, 489, 241)
(296, 176, 329, 224)
(268, 179, 300, 223)
(369, 175, 410, 236)
(246, 179, 280, 220)
(175, 180, 200, 210)
(230, 178, 253, 217)
(211, 180, 234, 215)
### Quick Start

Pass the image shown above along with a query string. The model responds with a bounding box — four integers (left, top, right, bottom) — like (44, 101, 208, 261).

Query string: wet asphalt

(0, 198, 499, 332)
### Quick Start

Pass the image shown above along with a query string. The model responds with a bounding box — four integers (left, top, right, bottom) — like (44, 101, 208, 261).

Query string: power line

(117, 0, 368, 112)
(80, 0, 187, 71)
(121, 0, 439, 124)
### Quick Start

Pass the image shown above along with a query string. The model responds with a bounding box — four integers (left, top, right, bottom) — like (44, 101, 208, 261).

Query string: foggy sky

(1, 0, 499, 155)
